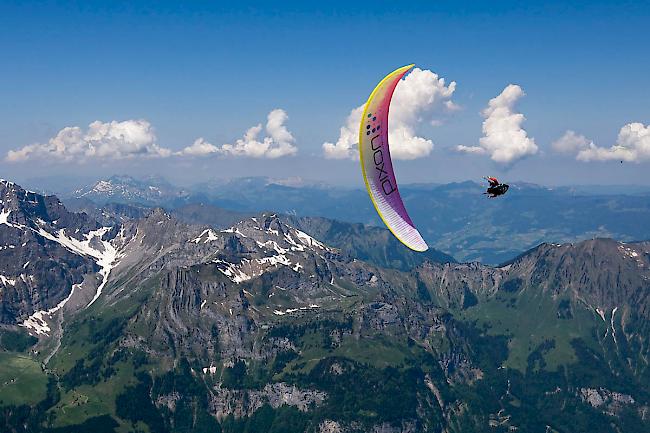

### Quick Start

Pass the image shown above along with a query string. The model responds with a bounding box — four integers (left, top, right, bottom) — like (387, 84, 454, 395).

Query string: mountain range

(55, 175, 650, 264)
(0, 178, 649, 433)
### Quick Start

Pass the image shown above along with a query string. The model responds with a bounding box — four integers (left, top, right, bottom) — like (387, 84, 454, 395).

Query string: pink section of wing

(359, 65, 428, 252)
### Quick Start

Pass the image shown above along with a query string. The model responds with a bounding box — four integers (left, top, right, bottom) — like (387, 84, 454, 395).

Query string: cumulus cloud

(572, 123, 650, 162)
(6, 120, 170, 162)
(177, 137, 220, 156)
(322, 68, 457, 160)
(552, 130, 592, 154)
(322, 106, 365, 160)
(181, 109, 298, 158)
(456, 84, 538, 165)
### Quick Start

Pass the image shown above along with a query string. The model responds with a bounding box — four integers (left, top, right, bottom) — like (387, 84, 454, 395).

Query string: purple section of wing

(359, 65, 428, 252)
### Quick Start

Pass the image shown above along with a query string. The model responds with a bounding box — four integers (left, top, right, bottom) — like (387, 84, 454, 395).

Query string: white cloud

(213, 109, 297, 158)
(444, 100, 461, 112)
(552, 130, 592, 154)
(322, 68, 457, 160)
(455, 145, 486, 154)
(265, 108, 294, 146)
(177, 137, 220, 156)
(456, 84, 538, 165)
(6, 120, 170, 162)
(322, 106, 365, 160)
(573, 123, 650, 162)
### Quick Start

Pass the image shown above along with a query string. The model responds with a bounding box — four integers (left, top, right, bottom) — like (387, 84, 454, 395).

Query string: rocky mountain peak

(1, 200, 99, 325)
(1, 179, 98, 239)
(2, 179, 60, 224)
(227, 213, 334, 254)
(146, 207, 172, 221)
(510, 238, 650, 319)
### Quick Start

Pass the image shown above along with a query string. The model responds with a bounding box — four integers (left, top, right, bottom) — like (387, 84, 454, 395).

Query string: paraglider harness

(484, 177, 509, 198)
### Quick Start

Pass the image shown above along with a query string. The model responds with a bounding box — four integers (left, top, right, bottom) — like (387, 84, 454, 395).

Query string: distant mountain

(64, 197, 151, 226)
(193, 176, 375, 220)
(1, 179, 649, 433)
(70, 175, 190, 207)
(60, 175, 650, 265)
(170, 203, 251, 230)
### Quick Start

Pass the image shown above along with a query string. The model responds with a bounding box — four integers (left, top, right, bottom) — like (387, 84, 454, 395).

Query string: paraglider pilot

(484, 176, 509, 198)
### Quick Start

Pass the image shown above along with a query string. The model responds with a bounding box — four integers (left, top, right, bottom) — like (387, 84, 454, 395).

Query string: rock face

(579, 387, 636, 416)
(316, 420, 417, 433)
(209, 383, 326, 420)
(0, 180, 100, 325)
(319, 420, 344, 433)
(508, 239, 650, 311)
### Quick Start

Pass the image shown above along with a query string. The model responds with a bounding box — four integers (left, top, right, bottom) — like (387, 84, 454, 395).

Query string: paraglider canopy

(358, 64, 428, 252)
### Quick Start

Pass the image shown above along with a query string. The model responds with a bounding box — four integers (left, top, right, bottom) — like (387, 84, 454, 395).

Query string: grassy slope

(0, 351, 49, 405)
(49, 361, 136, 428)
(44, 279, 158, 429)
(459, 288, 603, 372)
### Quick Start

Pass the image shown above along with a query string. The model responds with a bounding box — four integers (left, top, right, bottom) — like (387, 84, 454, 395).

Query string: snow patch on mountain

(0, 275, 16, 286)
(213, 259, 253, 284)
(221, 227, 248, 237)
(207, 215, 332, 284)
(87, 234, 120, 307)
(20, 283, 83, 335)
(611, 306, 619, 346)
(256, 240, 289, 254)
(619, 245, 640, 259)
(192, 229, 219, 243)
(273, 305, 320, 315)
(33, 226, 122, 307)
(294, 229, 327, 250)
(202, 365, 217, 375)
(0, 209, 12, 226)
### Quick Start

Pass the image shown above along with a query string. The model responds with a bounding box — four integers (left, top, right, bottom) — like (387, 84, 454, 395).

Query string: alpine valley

(1, 178, 649, 433)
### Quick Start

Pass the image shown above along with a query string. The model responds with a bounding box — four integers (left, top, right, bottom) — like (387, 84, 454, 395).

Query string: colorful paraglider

(358, 64, 428, 252)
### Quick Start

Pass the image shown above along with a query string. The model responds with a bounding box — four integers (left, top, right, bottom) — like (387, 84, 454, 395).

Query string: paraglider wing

(358, 64, 428, 252)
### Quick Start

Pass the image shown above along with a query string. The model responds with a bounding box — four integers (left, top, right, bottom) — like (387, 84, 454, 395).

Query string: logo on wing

(366, 112, 395, 196)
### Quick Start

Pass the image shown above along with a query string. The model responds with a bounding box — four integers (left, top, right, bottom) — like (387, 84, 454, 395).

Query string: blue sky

(1, 0, 649, 187)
